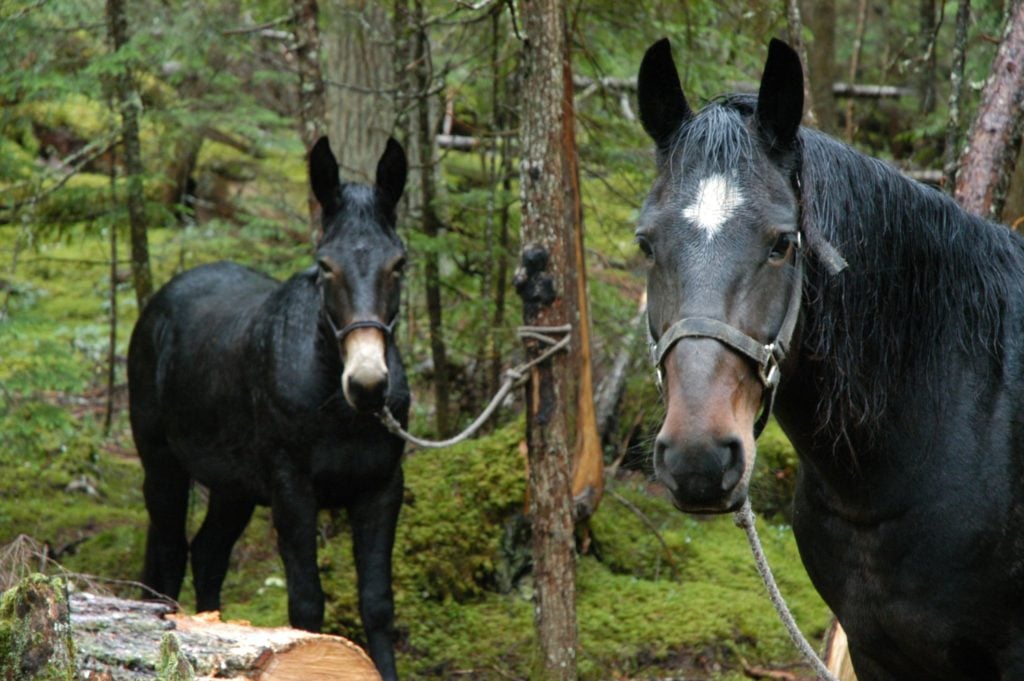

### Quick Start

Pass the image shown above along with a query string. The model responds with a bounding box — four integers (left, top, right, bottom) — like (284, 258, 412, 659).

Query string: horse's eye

(768, 233, 797, 263)
(636, 235, 654, 261)
(392, 257, 407, 279)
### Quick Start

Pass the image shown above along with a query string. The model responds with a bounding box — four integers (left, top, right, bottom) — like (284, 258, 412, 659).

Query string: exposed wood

(954, 0, 1024, 220)
(822, 618, 859, 681)
(70, 592, 381, 680)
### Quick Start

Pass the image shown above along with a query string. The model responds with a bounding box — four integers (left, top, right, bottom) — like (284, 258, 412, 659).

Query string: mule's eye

(392, 257, 407, 279)
(768, 233, 798, 263)
(636, 235, 654, 261)
(317, 259, 335, 280)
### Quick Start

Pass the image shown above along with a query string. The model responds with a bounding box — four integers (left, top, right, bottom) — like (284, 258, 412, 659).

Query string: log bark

(70, 592, 381, 680)
(954, 0, 1024, 220)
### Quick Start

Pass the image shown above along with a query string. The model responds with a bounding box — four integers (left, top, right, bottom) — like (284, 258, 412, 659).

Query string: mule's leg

(349, 469, 403, 681)
(190, 489, 255, 614)
(140, 455, 191, 602)
(270, 473, 323, 632)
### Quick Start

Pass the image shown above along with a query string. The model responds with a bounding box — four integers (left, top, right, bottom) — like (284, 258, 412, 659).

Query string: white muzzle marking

(342, 327, 388, 404)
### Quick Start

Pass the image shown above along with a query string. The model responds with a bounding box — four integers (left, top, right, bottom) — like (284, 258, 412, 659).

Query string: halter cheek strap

(651, 241, 804, 438)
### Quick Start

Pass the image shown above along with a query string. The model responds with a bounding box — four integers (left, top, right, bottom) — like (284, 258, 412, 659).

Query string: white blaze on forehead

(681, 173, 744, 238)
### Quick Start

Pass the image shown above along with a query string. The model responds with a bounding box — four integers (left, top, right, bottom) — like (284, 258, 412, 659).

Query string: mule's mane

(676, 96, 1024, 442)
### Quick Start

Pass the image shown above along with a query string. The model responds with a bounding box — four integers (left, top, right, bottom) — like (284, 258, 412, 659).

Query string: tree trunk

(954, 0, 1024, 221)
(917, 0, 939, 115)
(843, 0, 869, 143)
(785, 0, 819, 128)
(69, 591, 381, 680)
(107, 0, 153, 311)
(0, 574, 75, 680)
(514, 0, 578, 676)
(293, 0, 329, 235)
(322, 0, 395, 182)
(943, 0, 971, 191)
(801, 0, 836, 133)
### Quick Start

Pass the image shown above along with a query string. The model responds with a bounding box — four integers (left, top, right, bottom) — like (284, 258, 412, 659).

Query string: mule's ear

(637, 38, 693, 151)
(309, 136, 341, 212)
(755, 38, 804, 151)
(375, 137, 407, 212)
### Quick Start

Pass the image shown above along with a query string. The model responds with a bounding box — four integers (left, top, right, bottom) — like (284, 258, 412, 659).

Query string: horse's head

(637, 39, 804, 513)
(309, 136, 408, 413)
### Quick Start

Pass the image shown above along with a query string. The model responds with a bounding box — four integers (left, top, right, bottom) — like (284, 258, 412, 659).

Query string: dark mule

(637, 38, 1024, 680)
(128, 136, 409, 680)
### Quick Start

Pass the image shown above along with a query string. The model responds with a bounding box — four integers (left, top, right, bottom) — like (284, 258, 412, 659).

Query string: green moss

(0, 575, 76, 681)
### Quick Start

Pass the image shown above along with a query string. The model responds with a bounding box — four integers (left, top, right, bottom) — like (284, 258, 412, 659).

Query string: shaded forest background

(1, 0, 1021, 679)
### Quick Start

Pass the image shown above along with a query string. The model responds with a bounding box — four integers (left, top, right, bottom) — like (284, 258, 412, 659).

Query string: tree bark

(943, 0, 971, 191)
(785, 0, 819, 128)
(843, 0, 869, 143)
(322, 0, 395, 182)
(801, 0, 836, 133)
(292, 0, 329, 235)
(917, 0, 939, 115)
(954, 0, 1024, 220)
(107, 0, 153, 311)
(0, 575, 75, 680)
(514, 0, 578, 677)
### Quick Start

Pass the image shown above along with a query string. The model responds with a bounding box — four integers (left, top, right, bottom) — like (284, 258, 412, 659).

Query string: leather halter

(323, 313, 398, 343)
(651, 234, 805, 438)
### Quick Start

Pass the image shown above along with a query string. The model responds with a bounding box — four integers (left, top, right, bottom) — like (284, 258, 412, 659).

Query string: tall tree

(393, 0, 451, 436)
(514, 0, 583, 676)
(322, 0, 395, 181)
(801, 0, 836, 133)
(106, 0, 153, 310)
(954, 0, 1024, 220)
(293, 0, 328, 233)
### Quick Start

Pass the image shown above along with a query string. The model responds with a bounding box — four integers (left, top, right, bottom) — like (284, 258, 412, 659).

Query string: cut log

(70, 591, 381, 680)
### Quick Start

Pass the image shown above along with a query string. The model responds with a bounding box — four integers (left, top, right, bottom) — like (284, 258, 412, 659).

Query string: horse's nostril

(719, 437, 744, 491)
(344, 372, 389, 412)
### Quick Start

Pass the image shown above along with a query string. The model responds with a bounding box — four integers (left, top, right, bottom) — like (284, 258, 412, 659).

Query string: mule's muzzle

(341, 327, 390, 413)
(655, 434, 747, 513)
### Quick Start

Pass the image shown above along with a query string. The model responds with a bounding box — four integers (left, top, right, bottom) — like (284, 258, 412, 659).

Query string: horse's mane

(678, 96, 1024, 442)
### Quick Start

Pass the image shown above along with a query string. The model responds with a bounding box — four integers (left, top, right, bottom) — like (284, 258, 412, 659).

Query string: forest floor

(0, 218, 832, 680)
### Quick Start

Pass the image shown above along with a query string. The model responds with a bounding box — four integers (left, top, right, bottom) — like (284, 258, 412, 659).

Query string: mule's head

(309, 135, 408, 413)
(637, 39, 804, 512)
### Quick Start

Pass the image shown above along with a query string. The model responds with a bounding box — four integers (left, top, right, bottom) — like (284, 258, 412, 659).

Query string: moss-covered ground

(1, 165, 831, 681)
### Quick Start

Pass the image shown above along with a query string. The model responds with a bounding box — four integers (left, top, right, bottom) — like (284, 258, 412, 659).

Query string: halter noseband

(323, 313, 398, 343)
(651, 233, 805, 439)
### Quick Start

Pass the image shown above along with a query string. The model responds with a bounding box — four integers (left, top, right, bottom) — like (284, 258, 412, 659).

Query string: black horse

(128, 136, 409, 680)
(637, 38, 1024, 680)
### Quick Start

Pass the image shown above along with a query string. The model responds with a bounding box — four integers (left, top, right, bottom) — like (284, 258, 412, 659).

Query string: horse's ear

(755, 38, 804, 152)
(309, 136, 341, 212)
(637, 38, 693, 151)
(375, 137, 407, 212)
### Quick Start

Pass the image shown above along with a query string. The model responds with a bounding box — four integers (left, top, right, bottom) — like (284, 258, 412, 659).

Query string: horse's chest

(309, 437, 402, 506)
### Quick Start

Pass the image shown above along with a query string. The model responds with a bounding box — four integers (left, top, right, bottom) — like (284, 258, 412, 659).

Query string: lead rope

(377, 324, 572, 449)
(734, 500, 840, 681)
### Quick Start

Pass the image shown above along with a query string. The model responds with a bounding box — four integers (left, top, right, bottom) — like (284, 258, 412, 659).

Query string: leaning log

(70, 592, 381, 680)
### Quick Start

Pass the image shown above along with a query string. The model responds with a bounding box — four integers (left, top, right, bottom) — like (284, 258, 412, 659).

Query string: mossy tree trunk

(0, 574, 75, 681)
(292, 0, 328, 236)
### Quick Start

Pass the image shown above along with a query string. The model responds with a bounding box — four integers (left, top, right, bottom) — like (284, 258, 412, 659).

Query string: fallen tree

(0, 573, 381, 681)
